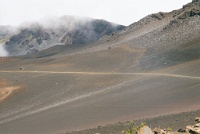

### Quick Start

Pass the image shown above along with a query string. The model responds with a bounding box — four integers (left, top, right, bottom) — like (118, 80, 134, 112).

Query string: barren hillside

(0, 1, 199, 134)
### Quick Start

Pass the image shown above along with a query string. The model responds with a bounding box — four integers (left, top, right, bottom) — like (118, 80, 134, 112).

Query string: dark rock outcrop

(60, 19, 124, 45)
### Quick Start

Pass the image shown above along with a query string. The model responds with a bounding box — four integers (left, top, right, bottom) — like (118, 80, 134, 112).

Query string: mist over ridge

(1, 15, 125, 56)
(0, 44, 8, 57)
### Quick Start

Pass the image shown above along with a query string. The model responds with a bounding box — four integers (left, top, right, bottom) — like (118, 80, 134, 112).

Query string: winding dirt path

(0, 70, 200, 129)
(0, 70, 200, 80)
(0, 70, 199, 104)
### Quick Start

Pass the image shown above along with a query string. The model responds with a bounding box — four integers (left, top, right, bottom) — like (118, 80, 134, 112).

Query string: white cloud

(0, 0, 191, 26)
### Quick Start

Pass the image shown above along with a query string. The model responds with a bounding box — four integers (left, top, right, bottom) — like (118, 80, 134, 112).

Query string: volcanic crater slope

(0, 1, 200, 134)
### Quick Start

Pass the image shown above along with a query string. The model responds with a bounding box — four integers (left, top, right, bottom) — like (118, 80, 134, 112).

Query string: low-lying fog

(0, 44, 8, 57)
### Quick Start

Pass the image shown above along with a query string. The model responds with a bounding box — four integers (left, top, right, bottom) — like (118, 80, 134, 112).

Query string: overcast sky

(0, 0, 191, 26)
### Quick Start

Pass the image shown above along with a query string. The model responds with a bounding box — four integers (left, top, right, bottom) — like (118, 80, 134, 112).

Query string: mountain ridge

(1, 16, 125, 56)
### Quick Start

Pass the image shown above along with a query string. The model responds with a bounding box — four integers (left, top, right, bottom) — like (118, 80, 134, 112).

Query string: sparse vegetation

(122, 121, 146, 134)
(167, 127, 172, 132)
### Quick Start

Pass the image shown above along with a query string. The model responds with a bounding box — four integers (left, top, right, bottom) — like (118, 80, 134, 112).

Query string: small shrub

(167, 127, 172, 132)
(122, 121, 146, 134)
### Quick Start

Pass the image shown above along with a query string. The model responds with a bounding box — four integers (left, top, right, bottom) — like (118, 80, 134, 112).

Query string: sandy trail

(0, 70, 200, 80)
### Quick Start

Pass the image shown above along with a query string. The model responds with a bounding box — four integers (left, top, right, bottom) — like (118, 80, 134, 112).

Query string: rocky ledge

(153, 117, 200, 134)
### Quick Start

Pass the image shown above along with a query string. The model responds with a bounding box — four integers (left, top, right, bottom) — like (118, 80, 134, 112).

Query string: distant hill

(1, 16, 124, 56)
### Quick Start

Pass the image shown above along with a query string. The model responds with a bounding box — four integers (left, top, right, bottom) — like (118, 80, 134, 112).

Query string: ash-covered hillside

(86, 0, 200, 71)
(1, 16, 124, 56)
(1, 1, 200, 134)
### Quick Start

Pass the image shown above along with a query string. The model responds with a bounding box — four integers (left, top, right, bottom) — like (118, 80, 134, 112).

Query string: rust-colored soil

(0, 80, 20, 103)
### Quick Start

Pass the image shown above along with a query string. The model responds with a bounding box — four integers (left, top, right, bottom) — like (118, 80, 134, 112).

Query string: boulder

(195, 117, 200, 123)
(138, 126, 153, 134)
(153, 128, 167, 134)
(186, 125, 200, 134)
(177, 128, 186, 133)
(195, 123, 200, 128)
